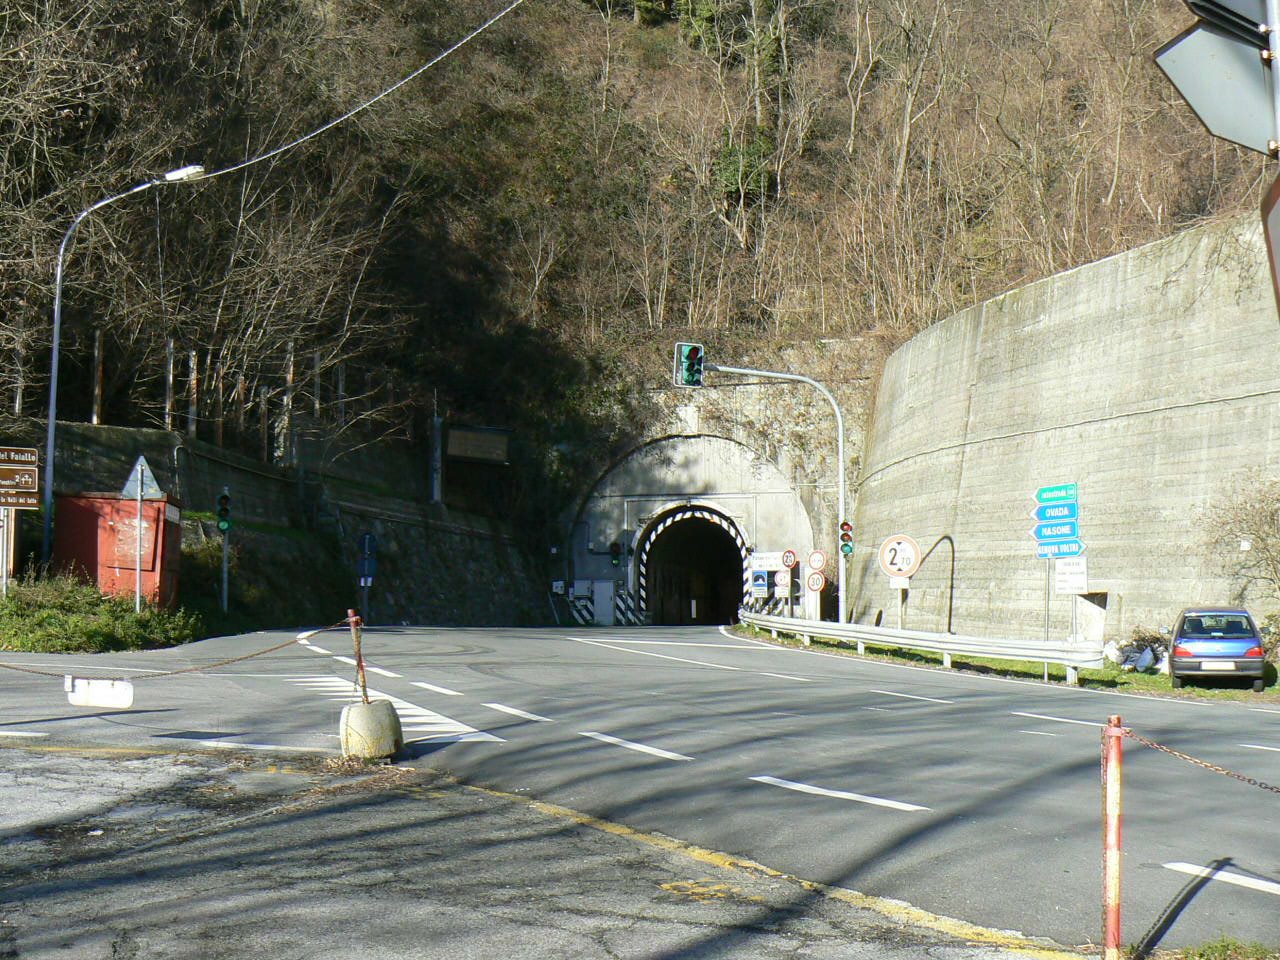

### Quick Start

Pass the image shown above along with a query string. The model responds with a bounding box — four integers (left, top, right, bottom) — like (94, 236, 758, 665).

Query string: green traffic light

(674, 342, 705, 387)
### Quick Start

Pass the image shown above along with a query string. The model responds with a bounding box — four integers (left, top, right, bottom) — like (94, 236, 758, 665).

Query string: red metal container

(53, 494, 182, 608)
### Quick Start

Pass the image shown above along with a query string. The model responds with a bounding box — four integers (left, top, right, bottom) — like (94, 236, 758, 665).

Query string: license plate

(1200, 661, 1235, 671)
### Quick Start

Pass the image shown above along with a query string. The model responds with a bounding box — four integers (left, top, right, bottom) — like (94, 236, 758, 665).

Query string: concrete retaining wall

(850, 218, 1280, 642)
(0, 418, 544, 626)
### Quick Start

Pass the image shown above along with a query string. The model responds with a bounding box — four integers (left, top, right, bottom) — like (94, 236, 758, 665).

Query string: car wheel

(1171, 674, 1184, 689)
(1253, 678, 1265, 693)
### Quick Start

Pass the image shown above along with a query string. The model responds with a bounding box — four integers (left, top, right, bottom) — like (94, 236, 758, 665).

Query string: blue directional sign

(1032, 482, 1084, 558)
(1032, 520, 1078, 542)
(1032, 501, 1078, 523)
(1037, 539, 1085, 559)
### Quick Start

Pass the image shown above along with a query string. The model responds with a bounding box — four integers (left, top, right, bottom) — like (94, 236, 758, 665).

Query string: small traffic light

(609, 541, 623, 566)
(216, 490, 232, 532)
(839, 520, 853, 555)
(673, 342, 705, 387)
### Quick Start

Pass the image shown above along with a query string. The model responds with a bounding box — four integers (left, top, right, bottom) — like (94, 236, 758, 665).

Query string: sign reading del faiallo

(0, 446, 38, 508)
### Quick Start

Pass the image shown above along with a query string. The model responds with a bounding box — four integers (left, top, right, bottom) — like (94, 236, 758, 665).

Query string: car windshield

(1179, 615, 1256, 640)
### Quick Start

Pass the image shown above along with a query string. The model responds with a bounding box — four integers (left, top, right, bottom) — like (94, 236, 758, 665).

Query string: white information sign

(878, 535, 921, 578)
(750, 551, 786, 571)
(888, 576, 910, 590)
(1054, 557, 1089, 595)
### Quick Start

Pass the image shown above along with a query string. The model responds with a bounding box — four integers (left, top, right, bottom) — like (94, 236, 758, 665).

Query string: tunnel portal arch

(566, 433, 815, 624)
(636, 505, 748, 625)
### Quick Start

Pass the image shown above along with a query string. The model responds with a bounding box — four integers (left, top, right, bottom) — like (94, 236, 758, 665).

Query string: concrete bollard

(340, 699, 403, 759)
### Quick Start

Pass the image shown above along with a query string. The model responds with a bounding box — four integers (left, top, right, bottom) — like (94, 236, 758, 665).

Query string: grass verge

(0, 573, 202, 653)
(1143, 936, 1280, 959)
(732, 625, 1280, 704)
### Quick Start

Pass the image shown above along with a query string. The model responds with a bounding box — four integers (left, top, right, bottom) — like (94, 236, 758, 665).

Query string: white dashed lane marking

(366, 666, 401, 678)
(1164, 862, 1280, 897)
(0, 730, 48, 738)
(1240, 743, 1280, 753)
(750, 775, 930, 812)
(1011, 712, 1100, 728)
(483, 703, 554, 722)
(571, 638, 742, 672)
(871, 689, 953, 704)
(578, 731, 694, 761)
(411, 680, 463, 697)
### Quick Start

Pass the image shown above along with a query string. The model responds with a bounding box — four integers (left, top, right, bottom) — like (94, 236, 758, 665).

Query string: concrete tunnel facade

(564, 434, 815, 625)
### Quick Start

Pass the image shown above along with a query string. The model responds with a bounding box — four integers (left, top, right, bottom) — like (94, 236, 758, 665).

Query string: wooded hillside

(0, 0, 1267, 536)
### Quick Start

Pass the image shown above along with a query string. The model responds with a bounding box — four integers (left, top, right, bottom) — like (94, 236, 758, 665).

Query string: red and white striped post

(348, 609, 368, 704)
(1102, 714, 1125, 960)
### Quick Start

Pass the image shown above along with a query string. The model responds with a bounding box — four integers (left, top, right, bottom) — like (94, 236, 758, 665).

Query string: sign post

(878, 535, 921, 629)
(359, 532, 378, 623)
(0, 447, 40, 597)
(1031, 484, 1085, 678)
(120, 456, 163, 613)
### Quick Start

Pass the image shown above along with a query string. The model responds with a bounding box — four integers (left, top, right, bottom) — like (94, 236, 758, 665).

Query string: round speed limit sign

(878, 535, 921, 578)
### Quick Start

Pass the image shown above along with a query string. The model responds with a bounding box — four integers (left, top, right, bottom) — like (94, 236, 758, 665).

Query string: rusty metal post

(1102, 714, 1125, 960)
(348, 608, 368, 704)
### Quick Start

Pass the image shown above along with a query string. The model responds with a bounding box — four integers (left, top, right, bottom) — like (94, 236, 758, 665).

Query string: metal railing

(738, 610, 1104, 684)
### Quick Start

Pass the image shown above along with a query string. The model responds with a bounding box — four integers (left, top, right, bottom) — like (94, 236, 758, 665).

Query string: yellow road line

(466, 780, 1084, 960)
(0, 742, 178, 757)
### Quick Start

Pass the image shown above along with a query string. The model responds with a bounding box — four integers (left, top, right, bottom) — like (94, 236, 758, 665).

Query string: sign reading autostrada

(0, 447, 39, 508)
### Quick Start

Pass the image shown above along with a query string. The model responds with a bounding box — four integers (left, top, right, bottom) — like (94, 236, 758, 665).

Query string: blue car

(1169, 607, 1267, 692)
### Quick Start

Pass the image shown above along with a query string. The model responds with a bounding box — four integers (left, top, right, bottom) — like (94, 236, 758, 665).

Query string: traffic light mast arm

(705, 363, 848, 623)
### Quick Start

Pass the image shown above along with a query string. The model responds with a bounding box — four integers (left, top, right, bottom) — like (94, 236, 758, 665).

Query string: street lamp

(41, 163, 205, 565)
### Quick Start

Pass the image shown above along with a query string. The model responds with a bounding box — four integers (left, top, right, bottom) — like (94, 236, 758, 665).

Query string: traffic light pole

(221, 526, 229, 614)
(1270, 0, 1280, 150)
(706, 363, 848, 623)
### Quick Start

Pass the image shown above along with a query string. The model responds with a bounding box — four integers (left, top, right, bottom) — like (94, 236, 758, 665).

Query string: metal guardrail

(738, 610, 1105, 684)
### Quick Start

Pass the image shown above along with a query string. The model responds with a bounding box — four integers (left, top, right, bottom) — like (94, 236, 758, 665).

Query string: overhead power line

(201, 0, 532, 183)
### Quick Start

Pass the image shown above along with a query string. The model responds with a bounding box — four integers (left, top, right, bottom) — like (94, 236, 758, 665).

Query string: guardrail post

(1102, 714, 1125, 960)
(1067, 665, 1079, 685)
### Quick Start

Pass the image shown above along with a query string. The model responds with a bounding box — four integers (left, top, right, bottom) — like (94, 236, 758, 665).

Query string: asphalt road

(2, 624, 1278, 953)
(0, 750, 1058, 960)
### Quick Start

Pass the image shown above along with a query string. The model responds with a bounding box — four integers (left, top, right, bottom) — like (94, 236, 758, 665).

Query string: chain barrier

(1122, 727, 1280, 795)
(0, 616, 356, 684)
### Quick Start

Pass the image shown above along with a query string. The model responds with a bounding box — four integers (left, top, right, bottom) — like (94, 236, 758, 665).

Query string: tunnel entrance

(645, 516, 744, 625)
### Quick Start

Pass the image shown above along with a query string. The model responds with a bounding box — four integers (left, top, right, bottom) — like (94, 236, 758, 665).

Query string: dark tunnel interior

(646, 517, 743, 625)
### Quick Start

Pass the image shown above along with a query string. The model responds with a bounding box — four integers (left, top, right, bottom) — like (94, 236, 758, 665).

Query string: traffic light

(609, 541, 622, 566)
(216, 491, 232, 532)
(673, 342, 705, 387)
(839, 520, 854, 555)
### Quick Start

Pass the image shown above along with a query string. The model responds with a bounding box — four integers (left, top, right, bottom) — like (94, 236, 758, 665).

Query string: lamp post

(41, 163, 205, 565)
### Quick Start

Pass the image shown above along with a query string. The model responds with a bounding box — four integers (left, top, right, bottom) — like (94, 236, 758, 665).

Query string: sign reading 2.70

(878, 535, 921, 578)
